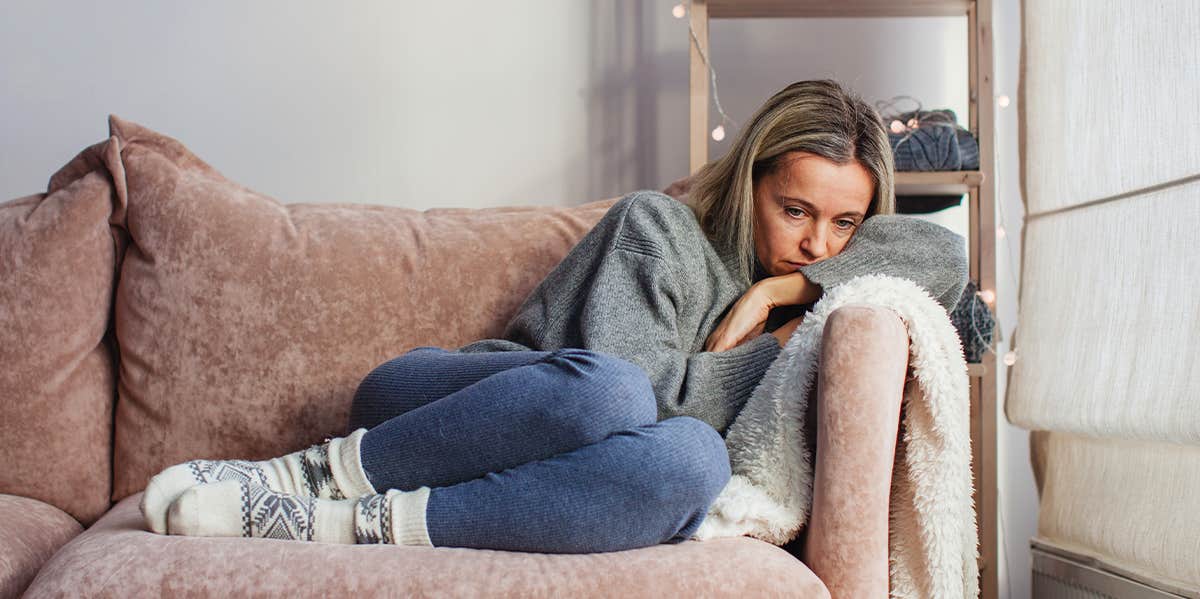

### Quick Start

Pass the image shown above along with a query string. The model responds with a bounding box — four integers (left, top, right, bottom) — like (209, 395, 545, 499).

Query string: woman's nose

(801, 225, 829, 259)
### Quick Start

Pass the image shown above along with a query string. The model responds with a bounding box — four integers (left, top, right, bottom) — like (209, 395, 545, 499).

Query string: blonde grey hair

(689, 79, 896, 286)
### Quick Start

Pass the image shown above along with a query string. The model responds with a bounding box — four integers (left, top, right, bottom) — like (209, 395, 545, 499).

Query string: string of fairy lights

(672, 0, 1023, 368)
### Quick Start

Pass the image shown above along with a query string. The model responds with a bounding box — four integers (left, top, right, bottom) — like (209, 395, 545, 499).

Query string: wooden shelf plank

(708, 0, 972, 19)
(895, 170, 984, 195)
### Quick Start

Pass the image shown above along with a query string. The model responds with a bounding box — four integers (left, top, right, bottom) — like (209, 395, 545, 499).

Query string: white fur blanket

(691, 274, 979, 599)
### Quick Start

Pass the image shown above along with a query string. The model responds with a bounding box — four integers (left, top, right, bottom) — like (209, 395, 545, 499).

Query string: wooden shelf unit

(706, 0, 973, 18)
(686, 3, 998, 599)
(897, 170, 984, 195)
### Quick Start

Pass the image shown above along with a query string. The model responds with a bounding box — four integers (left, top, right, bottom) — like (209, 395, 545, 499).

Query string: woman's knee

(637, 417, 730, 509)
(540, 349, 657, 435)
(349, 347, 447, 428)
(355, 347, 450, 393)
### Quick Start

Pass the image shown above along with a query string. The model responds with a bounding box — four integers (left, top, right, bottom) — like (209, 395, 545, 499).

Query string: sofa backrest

(0, 139, 125, 525)
(98, 116, 618, 501)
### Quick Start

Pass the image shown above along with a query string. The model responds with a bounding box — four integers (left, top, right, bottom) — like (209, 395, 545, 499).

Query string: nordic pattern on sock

(354, 493, 393, 544)
(187, 459, 271, 488)
(241, 482, 317, 541)
(300, 443, 345, 500)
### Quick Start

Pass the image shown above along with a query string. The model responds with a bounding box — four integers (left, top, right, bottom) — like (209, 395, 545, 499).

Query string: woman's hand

(704, 287, 772, 352)
(705, 271, 822, 352)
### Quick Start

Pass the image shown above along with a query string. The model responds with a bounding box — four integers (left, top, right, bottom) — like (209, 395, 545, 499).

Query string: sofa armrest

(0, 494, 83, 599)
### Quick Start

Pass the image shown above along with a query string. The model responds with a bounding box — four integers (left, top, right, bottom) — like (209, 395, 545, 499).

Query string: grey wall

(0, 1, 1033, 597)
(6, 1, 974, 211)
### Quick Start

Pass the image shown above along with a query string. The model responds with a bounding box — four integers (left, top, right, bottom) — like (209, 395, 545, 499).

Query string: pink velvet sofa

(0, 116, 831, 598)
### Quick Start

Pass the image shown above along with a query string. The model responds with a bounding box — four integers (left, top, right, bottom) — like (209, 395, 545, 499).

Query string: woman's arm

(798, 214, 969, 313)
(704, 272, 819, 352)
(705, 216, 968, 351)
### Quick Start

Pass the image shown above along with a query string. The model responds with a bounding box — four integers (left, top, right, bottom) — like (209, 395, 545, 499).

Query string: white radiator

(1032, 541, 1195, 599)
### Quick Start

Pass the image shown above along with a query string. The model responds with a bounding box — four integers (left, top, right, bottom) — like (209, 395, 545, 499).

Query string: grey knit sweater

(457, 191, 968, 434)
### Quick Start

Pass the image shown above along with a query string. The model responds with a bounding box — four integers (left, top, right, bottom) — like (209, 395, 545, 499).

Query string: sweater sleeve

(501, 194, 781, 434)
(798, 214, 969, 312)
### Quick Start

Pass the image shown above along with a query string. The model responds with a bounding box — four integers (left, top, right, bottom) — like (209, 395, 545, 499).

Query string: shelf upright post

(969, 2, 999, 599)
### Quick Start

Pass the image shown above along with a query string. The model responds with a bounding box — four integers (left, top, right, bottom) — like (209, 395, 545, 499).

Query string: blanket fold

(692, 274, 979, 599)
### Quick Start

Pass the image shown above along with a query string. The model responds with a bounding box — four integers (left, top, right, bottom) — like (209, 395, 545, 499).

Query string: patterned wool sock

(166, 480, 433, 546)
(141, 428, 376, 535)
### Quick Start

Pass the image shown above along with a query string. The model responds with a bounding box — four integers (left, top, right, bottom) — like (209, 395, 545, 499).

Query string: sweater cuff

(706, 333, 782, 406)
(797, 215, 968, 313)
(797, 247, 884, 297)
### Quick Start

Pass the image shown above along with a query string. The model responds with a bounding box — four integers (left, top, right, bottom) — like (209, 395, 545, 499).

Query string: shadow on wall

(582, 0, 685, 203)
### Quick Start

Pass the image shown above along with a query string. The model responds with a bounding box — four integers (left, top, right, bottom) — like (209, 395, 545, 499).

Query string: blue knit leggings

(347, 346, 730, 554)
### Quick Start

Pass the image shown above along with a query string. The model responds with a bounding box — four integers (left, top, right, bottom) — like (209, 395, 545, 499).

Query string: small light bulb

(996, 226, 1007, 239)
(1003, 351, 1017, 366)
(997, 95, 1011, 108)
(890, 120, 905, 134)
(672, 3, 686, 18)
(906, 117, 919, 129)
(711, 125, 726, 141)
(977, 289, 996, 304)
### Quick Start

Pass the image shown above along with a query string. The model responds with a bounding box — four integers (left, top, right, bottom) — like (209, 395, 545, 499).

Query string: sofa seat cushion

(24, 493, 828, 598)
(0, 494, 84, 599)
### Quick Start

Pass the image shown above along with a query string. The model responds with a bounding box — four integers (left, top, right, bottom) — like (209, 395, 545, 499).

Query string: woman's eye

(784, 207, 806, 218)
(836, 219, 857, 230)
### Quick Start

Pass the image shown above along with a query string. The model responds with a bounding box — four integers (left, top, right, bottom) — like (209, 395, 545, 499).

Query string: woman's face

(752, 151, 875, 277)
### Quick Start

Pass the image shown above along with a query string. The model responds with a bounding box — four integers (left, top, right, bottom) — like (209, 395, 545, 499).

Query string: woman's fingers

(705, 326, 735, 352)
(707, 311, 768, 353)
(735, 321, 766, 347)
(707, 322, 744, 352)
(707, 318, 747, 352)
(704, 333, 718, 352)
(706, 288, 773, 352)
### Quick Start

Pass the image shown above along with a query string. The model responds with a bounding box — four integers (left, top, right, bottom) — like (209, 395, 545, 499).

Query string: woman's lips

(786, 261, 810, 269)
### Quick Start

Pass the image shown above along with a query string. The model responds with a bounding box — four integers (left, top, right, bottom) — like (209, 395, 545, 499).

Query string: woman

(142, 80, 966, 596)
